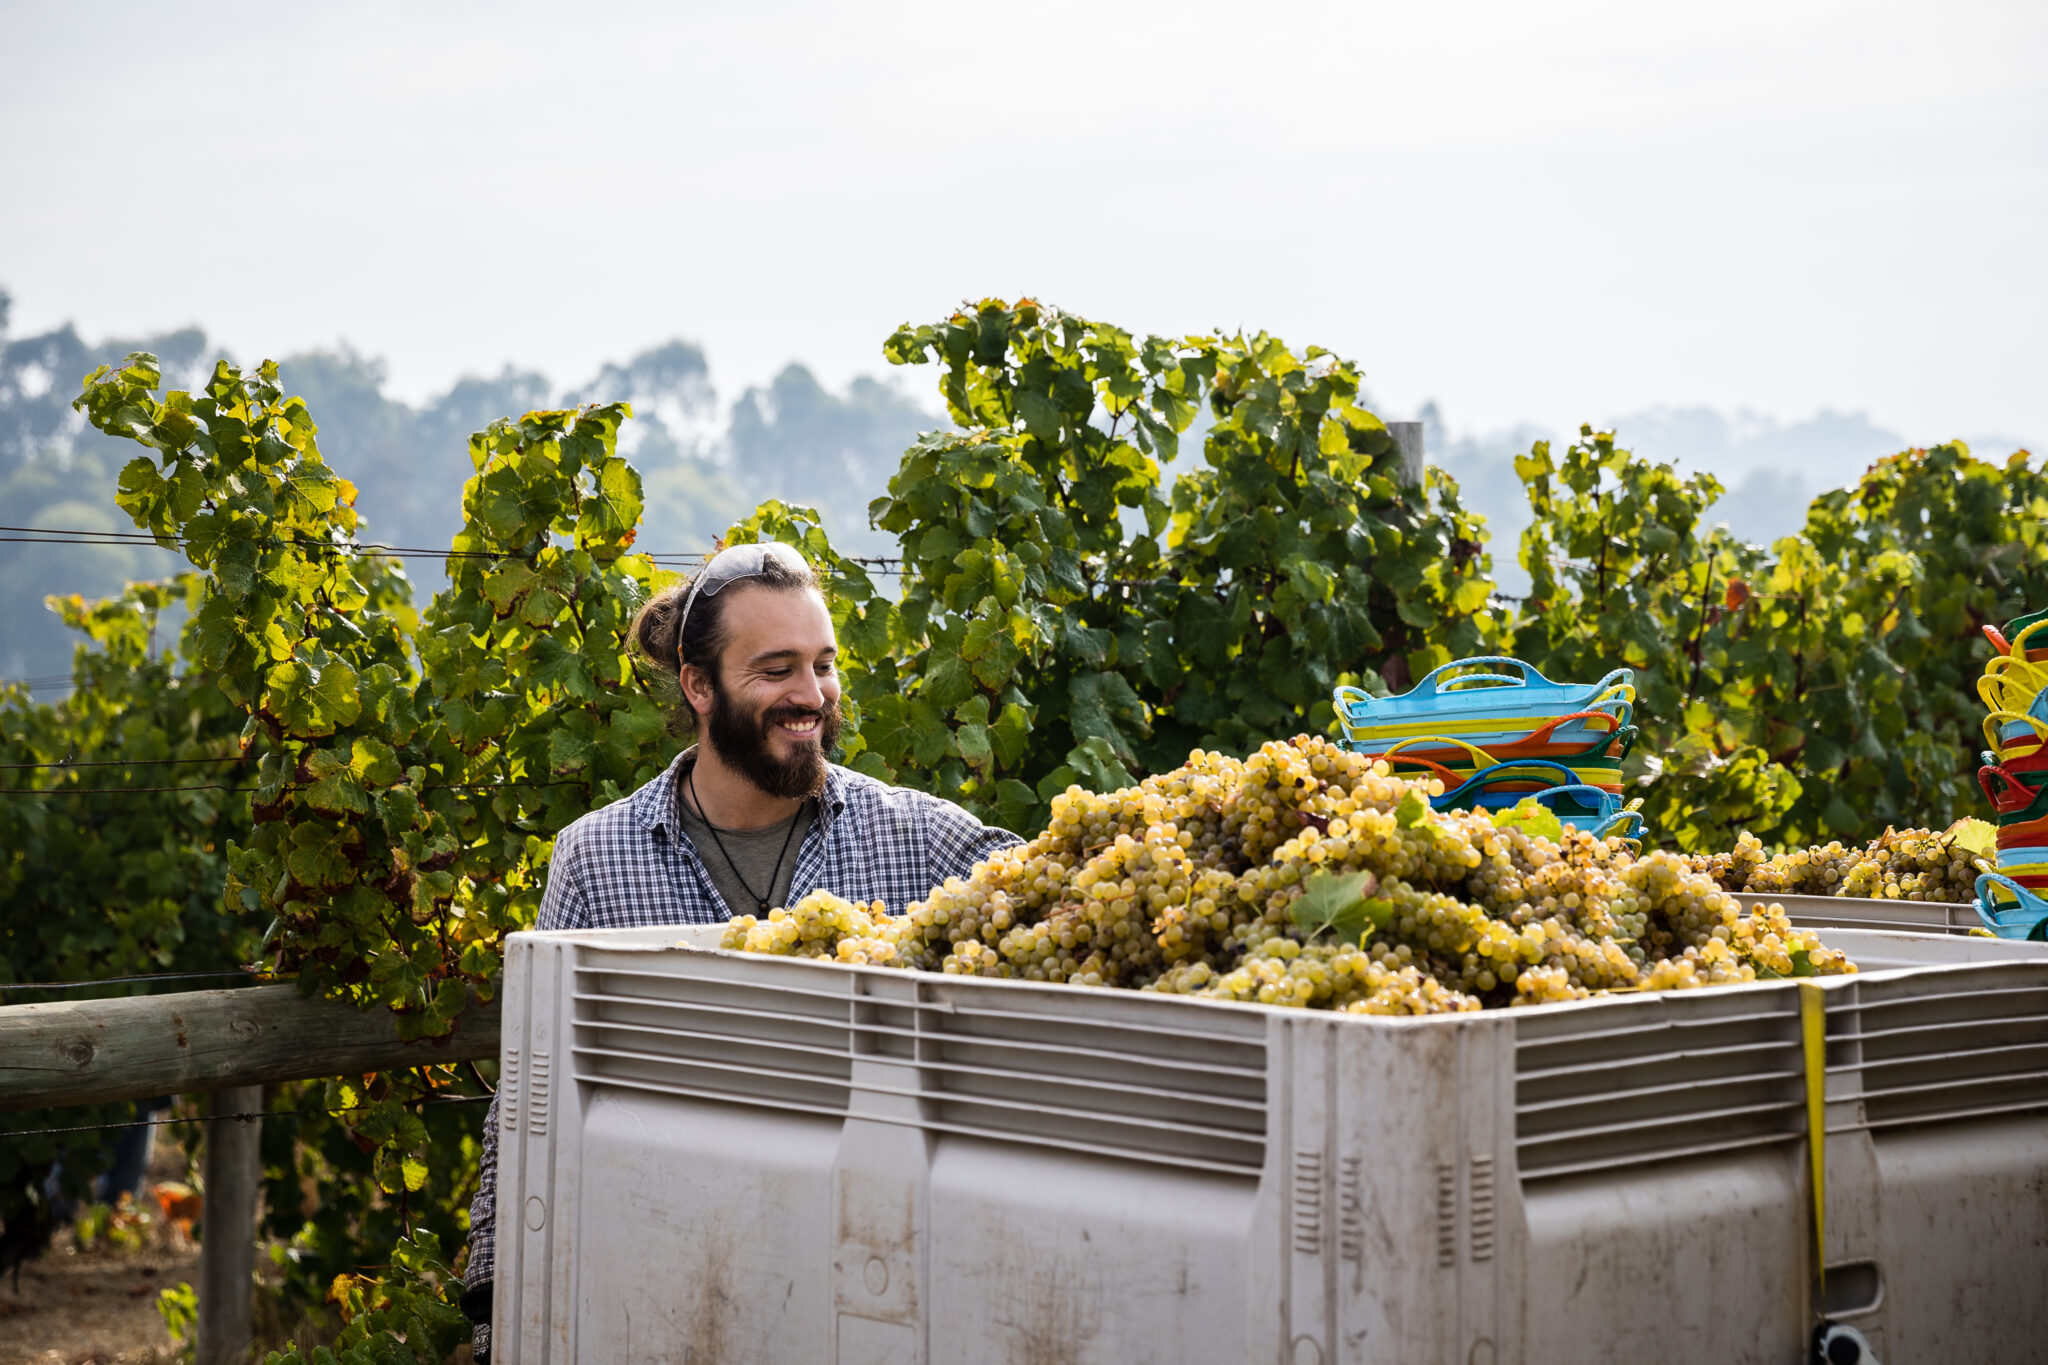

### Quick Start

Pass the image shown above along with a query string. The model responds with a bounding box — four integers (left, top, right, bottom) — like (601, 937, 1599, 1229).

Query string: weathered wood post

(1388, 420, 1426, 488)
(197, 1084, 262, 1365)
(0, 984, 500, 1111)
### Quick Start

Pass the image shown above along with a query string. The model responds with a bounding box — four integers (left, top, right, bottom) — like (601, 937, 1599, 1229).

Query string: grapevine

(0, 576, 256, 1259)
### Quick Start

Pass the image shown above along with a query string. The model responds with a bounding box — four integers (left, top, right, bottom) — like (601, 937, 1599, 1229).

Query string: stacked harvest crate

(1976, 607, 2048, 938)
(1333, 656, 1645, 840)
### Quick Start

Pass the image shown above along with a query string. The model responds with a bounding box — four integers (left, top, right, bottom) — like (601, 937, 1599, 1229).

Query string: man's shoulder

(827, 764, 1020, 846)
(830, 763, 958, 821)
(553, 768, 668, 862)
(557, 791, 647, 839)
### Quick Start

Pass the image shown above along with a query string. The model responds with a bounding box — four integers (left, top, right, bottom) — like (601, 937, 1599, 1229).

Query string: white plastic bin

(1737, 891, 1987, 937)
(492, 922, 2048, 1364)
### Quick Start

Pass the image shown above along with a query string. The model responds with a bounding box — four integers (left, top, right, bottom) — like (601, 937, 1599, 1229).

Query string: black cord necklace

(686, 764, 805, 914)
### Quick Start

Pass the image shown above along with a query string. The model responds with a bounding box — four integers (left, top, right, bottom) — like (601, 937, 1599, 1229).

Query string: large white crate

(492, 923, 2048, 1364)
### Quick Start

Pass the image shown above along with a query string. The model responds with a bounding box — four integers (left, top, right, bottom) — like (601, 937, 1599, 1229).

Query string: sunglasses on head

(676, 541, 811, 663)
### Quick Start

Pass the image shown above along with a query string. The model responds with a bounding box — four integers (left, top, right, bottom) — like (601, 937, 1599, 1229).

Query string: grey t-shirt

(677, 769, 815, 916)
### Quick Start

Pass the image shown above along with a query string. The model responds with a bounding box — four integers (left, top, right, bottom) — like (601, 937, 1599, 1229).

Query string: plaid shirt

(464, 748, 1020, 1297)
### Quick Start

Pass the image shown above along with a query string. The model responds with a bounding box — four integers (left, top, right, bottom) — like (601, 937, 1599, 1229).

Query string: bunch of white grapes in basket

(720, 734, 1856, 1012)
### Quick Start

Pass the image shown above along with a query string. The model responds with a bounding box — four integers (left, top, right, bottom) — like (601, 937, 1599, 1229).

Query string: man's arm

(462, 824, 592, 1353)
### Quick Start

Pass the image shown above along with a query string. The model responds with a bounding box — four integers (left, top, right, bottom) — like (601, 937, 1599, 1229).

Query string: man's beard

(704, 680, 842, 801)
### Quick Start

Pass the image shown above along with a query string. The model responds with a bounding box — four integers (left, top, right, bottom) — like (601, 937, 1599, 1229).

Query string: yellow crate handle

(1590, 682, 1637, 708)
(1376, 734, 1501, 783)
(1376, 733, 1501, 766)
(2009, 617, 2048, 660)
(1977, 655, 2048, 712)
(1984, 709, 2048, 752)
(1981, 653, 2048, 688)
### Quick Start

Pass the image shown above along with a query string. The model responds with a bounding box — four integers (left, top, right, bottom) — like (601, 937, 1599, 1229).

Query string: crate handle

(1610, 726, 1640, 761)
(1408, 656, 1558, 697)
(1438, 765, 1610, 811)
(1979, 763, 2033, 811)
(2009, 617, 2048, 660)
(1593, 810, 1646, 841)
(1331, 685, 1378, 721)
(1980, 653, 2048, 688)
(1381, 750, 1464, 784)
(1412, 657, 1633, 702)
(1976, 656, 2048, 713)
(1588, 681, 1637, 708)
(1471, 760, 1588, 789)
(1527, 782, 1621, 813)
(1438, 672, 1532, 692)
(1378, 735, 1502, 783)
(1415, 656, 1544, 694)
(1974, 873, 2048, 940)
(1984, 709, 2048, 751)
(1516, 705, 1632, 748)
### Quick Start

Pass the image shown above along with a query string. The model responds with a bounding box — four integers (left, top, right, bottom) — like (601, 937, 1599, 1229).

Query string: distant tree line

(7, 285, 2025, 681)
(0, 287, 930, 682)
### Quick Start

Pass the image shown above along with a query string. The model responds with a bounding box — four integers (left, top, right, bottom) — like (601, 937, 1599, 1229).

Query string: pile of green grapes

(720, 735, 1856, 1014)
(1690, 826, 1987, 903)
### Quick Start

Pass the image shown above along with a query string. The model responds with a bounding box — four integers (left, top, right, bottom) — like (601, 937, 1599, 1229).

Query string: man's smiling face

(693, 584, 842, 799)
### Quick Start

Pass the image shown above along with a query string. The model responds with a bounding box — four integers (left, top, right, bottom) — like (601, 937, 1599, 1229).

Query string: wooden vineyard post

(1388, 420, 1426, 489)
(196, 1084, 262, 1365)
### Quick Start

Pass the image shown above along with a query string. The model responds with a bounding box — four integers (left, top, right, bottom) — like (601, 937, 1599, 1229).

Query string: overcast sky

(2, 0, 2042, 450)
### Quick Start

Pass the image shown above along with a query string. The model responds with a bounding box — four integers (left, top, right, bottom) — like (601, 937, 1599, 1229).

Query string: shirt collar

(632, 745, 849, 839)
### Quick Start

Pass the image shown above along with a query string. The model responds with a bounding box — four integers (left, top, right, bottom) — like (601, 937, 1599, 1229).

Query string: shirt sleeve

(923, 794, 1024, 890)
(536, 821, 593, 931)
(467, 821, 593, 1293)
(463, 1095, 502, 1295)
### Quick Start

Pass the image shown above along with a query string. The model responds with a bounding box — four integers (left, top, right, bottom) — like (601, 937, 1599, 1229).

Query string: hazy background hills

(0, 290, 927, 683)
(2, 286, 2032, 684)
(6, 1, 2039, 684)
(1426, 401, 2034, 594)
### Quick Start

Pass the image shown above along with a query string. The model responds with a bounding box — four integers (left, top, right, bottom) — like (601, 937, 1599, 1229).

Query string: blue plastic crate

(1334, 656, 1633, 754)
(1975, 873, 2048, 941)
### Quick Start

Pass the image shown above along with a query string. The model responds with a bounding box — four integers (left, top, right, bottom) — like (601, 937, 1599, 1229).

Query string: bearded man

(460, 542, 1021, 1359)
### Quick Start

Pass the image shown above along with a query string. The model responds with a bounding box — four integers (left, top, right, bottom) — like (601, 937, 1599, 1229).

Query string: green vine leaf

(1291, 869, 1384, 943)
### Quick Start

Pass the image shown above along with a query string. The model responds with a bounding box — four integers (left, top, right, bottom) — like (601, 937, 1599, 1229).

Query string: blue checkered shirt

(464, 748, 1020, 1294)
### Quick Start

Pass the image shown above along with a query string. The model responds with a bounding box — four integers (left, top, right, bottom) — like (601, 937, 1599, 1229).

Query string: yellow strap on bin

(1800, 980, 1827, 1300)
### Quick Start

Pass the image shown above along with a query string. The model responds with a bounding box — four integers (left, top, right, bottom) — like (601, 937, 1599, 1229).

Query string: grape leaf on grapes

(1394, 789, 1430, 829)
(1490, 797, 1565, 843)
(1292, 869, 1381, 942)
(1945, 818, 1996, 858)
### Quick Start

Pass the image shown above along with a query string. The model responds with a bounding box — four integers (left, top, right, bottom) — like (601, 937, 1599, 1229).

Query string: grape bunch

(722, 891, 896, 961)
(1691, 826, 1987, 903)
(720, 734, 1857, 1012)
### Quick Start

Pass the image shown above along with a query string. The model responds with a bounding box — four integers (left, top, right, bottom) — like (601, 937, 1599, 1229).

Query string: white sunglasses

(676, 542, 811, 663)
